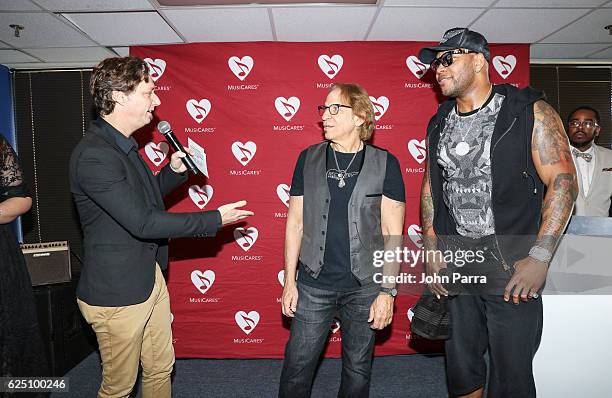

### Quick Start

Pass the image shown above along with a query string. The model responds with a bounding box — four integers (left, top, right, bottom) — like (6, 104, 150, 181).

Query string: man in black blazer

(69, 57, 252, 398)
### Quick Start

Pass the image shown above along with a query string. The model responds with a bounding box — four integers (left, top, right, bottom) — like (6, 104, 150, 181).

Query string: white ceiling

(0, 0, 611, 69)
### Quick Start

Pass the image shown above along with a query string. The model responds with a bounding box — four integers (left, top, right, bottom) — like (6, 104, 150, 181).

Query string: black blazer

(70, 119, 220, 306)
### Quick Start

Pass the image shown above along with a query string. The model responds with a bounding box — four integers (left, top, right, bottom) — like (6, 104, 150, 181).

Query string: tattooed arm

(504, 100, 577, 304)
(421, 159, 448, 297)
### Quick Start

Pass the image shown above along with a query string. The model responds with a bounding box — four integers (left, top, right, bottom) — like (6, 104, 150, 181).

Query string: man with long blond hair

(279, 83, 405, 398)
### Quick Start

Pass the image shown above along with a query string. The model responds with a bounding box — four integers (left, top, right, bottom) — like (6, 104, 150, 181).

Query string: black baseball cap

(419, 27, 491, 64)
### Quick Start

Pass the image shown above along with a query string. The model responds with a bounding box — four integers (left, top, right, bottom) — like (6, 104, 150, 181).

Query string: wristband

(528, 246, 552, 263)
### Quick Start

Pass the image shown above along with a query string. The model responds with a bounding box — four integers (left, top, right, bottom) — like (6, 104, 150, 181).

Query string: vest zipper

(426, 122, 447, 250)
(490, 117, 517, 271)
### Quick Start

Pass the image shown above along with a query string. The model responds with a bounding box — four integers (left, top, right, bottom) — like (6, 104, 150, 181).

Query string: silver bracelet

(528, 246, 552, 263)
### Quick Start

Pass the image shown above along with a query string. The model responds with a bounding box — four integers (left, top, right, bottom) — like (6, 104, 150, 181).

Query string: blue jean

(279, 281, 380, 398)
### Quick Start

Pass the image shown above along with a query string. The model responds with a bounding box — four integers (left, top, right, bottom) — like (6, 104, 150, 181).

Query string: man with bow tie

(567, 106, 612, 217)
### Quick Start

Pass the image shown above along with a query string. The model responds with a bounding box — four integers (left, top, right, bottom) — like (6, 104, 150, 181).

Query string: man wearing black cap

(418, 28, 577, 397)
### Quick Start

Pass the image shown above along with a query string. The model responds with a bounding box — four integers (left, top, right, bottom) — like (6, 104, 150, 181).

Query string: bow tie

(572, 148, 592, 162)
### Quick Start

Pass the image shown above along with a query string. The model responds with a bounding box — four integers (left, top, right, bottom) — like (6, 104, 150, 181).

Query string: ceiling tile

(384, 0, 494, 6)
(0, 0, 41, 11)
(0, 12, 96, 48)
(542, 8, 612, 43)
(273, 7, 376, 41)
(34, 0, 153, 11)
(24, 46, 114, 62)
(587, 45, 612, 58)
(471, 8, 591, 42)
(530, 43, 610, 59)
(112, 46, 130, 56)
(163, 8, 272, 42)
(0, 49, 39, 63)
(495, 0, 603, 6)
(64, 12, 182, 46)
(369, 7, 482, 41)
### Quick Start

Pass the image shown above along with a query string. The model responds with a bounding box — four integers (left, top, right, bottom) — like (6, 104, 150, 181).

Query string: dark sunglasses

(431, 49, 478, 72)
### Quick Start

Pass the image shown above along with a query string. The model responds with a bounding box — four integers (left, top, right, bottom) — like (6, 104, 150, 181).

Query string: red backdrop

(129, 42, 529, 358)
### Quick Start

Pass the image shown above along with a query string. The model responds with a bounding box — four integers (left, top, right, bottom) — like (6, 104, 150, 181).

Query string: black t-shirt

(290, 142, 405, 291)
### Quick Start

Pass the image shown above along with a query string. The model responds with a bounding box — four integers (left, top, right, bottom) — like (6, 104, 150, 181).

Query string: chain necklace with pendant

(332, 141, 362, 188)
(454, 84, 493, 157)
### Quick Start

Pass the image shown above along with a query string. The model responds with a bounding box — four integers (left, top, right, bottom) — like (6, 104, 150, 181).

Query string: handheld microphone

(157, 121, 198, 175)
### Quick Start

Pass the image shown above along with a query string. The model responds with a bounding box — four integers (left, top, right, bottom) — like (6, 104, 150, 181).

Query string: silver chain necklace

(454, 84, 493, 157)
(331, 141, 362, 188)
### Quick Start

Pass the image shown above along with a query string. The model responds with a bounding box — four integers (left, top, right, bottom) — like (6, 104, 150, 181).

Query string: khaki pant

(78, 265, 174, 398)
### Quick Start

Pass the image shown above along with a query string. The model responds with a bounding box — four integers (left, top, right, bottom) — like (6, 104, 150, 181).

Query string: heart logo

(407, 307, 415, 322)
(144, 58, 166, 82)
(186, 99, 212, 124)
(234, 227, 259, 252)
(235, 310, 260, 335)
(318, 54, 343, 79)
(228, 56, 254, 81)
(369, 96, 389, 121)
(190, 270, 215, 294)
(276, 184, 290, 207)
(407, 139, 427, 164)
(278, 270, 285, 287)
(407, 224, 423, 248)
(144, 141, 169, 167)
(492, 55, 516, 79)
(275, 97, 300, 122)
(231, 141, 257, 166)
(188, 185, 213, 210)
(406, 55, 429, 79)
(331, 318, 341, 334)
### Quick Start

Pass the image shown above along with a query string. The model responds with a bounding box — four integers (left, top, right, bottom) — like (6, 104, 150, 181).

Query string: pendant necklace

(332, 141, 362, 188)
(455, 84, 493, 157)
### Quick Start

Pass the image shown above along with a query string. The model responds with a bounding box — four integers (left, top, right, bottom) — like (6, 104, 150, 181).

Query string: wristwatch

(380, 287, 398, 297)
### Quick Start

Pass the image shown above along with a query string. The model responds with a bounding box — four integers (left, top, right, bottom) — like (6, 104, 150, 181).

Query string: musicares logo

(369, 96, 389, 121)
(407, 139, 427, 164)
(492, 55, 516, 79)
(188, 184, 213, 210)
(144, 58, 166, 82)
(191, 270, 215, 294)
(228, 56, 254, 81)
(235, 311, 260, 335)
(234, 227, 259, 252)
(231, 141, 257, 166)
(144, 141, 169, 167)
(278, 270, 285, 287)
(407, 224, 423, 248)
(276, 184, 290, 207)
(405, 56, 429, 79)
(186, 99, 212, 124)
(318, 54, 343, 79)
(275, 97, 300, 122)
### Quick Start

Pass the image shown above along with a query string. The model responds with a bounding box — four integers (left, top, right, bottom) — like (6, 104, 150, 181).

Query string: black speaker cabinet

(33, 280, 96, 376)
